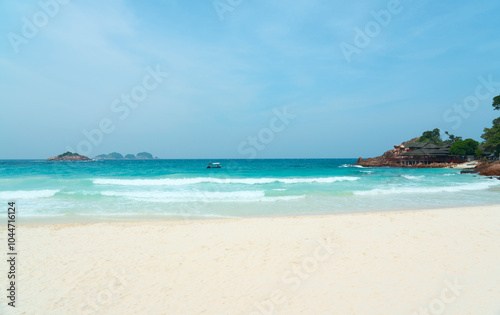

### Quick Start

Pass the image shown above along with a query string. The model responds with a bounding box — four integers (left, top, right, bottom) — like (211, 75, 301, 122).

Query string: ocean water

(0, 159, 499, 222)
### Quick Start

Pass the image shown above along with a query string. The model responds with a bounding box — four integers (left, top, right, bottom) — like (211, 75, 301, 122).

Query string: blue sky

(1, 0, 499, 159)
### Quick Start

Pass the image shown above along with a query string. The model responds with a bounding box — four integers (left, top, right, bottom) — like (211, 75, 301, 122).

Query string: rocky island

(46, 152, 92, 161)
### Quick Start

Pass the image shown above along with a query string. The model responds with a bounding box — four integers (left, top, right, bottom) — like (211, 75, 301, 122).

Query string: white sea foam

(0, 189, 60, 199)
(266, 195, 305, 201)
(102, 190, 264, 199)
(340, 164, 364, 168)
(353, 180, 500, 196)
(101, 190, 305, 202)
(401, 175, 425, 180)
(93, 176, 360, 186)
(64, 191, 101, 196)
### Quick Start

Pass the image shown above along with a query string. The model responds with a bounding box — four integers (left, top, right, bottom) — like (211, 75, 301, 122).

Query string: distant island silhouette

(46, 151, 157, 161)
(94, 152, 157, 160)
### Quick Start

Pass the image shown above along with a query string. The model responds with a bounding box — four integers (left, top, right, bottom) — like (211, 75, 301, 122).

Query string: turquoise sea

(0, 159, 499, 222)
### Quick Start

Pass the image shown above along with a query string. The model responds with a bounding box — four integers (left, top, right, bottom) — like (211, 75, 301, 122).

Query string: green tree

(418, 128, 443, 145)
(481, 118, 500, 156)
(449, 139, 479, 155)
(444, 131, 462, 145)
(475, 148, 484, 158)
(125, 154, 136, 159)
(493, 94, 500, 111)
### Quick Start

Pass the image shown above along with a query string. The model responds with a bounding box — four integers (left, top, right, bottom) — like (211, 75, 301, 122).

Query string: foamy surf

(101, 190, 305, 202)
(353, 180, 500, 196)
(400, 175, 425, 180)
(93, 176, 360, 186)
(0, 189, 60, 199)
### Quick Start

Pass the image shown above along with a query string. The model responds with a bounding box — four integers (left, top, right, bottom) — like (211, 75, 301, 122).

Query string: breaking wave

(101, 190, 305, 202)
(93, 176, 360, 186)
(0, 190, 60, 199)
(400, 175, 425, 180)
(353, 181, 500, 196)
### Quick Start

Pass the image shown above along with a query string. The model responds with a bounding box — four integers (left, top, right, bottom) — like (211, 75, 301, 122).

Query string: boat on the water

(207, 162, 222, 168)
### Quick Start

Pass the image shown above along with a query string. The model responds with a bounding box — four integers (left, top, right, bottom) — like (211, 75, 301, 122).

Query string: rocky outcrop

(476, 161, 500, 176)
(47, 152, 92, 161)
(356, 137, 419, 168)
(355, 137, 461, 168)
(355, 157, 400, 167)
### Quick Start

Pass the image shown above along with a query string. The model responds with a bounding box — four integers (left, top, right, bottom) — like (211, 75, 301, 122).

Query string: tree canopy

(479, 96, 500, 156)
(481, 119, 500, 156)
(414, 95, 500, 157)
(493, 94, 500, 111)
(444, 131, 462, 145)
(449, 139, 479, 156)
(58, 151, 79, 157)
(417, 128, 443, 145)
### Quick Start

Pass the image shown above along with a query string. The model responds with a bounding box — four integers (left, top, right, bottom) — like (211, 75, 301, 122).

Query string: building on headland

(388, 142, 465, 166)
(357, 137, 497, 168)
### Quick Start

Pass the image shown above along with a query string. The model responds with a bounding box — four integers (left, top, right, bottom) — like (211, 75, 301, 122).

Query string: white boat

(207, 162, 222, 168)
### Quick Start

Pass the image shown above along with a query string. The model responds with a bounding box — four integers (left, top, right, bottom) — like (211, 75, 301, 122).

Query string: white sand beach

(450, 161, 479, 169)
(1, 205, 500, 314)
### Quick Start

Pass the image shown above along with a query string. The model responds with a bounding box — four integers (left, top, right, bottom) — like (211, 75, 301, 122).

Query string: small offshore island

(46, 152, 92, 161)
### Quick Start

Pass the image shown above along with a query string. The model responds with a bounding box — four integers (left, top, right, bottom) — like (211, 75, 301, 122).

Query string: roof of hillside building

(401, 142, 452, 156)
(401, 149, 449, 156)
(407, 141, 451, 148)
(407, 142, 427, 149)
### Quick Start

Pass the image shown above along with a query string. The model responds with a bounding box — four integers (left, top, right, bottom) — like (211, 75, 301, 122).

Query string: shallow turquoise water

(0, 159, 498, 222)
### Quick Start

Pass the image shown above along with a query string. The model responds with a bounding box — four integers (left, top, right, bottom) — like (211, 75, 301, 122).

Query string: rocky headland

(355, 137, 457, 168)
(356, 138, 500, 178)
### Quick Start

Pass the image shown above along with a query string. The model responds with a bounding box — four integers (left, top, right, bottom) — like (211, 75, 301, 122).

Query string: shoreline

(17, 200, 500, 226)
(3, 204, 499, 314)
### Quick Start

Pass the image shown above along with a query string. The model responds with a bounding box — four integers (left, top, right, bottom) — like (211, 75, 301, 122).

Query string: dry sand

(1, 205, 500, 314)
